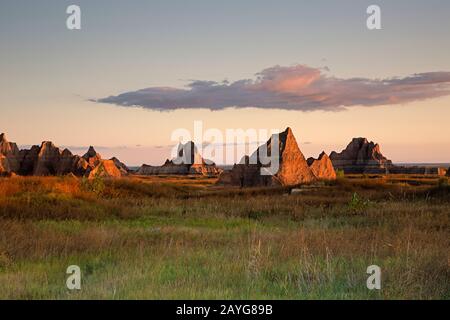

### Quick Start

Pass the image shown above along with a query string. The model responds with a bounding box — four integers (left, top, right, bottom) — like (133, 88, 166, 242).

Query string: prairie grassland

(0, 175, 449, 299)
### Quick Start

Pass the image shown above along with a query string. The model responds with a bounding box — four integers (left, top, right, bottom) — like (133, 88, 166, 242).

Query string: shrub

(80, 176, 105, 195)
(438, 177, 449, 188)
(336, 169, 345, 178)
(348, 192, 371, 213)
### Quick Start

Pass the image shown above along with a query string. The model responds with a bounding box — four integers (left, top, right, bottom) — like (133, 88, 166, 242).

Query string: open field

(0, 175, 449, 299)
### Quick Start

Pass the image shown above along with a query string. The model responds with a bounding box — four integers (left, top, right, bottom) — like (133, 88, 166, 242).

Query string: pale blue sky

(1, 0, 450, 165)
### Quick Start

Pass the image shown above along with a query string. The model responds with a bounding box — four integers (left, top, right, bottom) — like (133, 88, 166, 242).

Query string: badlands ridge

(1, 130, 448, 186)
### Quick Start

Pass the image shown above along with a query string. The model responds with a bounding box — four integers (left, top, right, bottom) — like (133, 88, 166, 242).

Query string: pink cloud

(94, 64, 450, 111)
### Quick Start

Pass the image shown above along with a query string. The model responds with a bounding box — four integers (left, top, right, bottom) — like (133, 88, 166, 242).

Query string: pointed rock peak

(274, 127, 301, 156)
(351, 137, 369, 146)
(0, 133, 6, 143)
(278, 127, 294, 141)
(346, 137, 382, 151)
(40, 141, 57, 149)
(88, 159, 122, 179)
(83, 146, 100, 158)
(318, 151, 326, 159)
(307, 151, 337, 180)
(225, 126, 315, 187)
(307, 152, 329, 165)
(265, 127, 293, 148)
(61, 148, 73, 156)
(284, 127, 293, 135)
(330, 137, 392, 173)
(110, 156, 129, 169)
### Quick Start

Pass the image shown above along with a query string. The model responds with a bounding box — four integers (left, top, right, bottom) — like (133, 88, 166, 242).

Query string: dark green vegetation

(0, 175, 449, 299)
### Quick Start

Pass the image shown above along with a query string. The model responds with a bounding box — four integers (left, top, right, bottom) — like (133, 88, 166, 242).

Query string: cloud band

(94, 65, 450, 111)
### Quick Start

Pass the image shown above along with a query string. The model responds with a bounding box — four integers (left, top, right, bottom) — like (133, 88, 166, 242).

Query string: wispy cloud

(93, 64, 450, 112)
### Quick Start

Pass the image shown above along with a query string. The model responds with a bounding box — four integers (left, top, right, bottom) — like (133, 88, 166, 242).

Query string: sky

(1, 0, 450, 165)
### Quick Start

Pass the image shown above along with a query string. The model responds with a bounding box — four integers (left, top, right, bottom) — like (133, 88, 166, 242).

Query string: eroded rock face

(217, 128, 316, 187)
(0, 133, 21, 173)
(88, 159, 123, 179)
(330, 138, 446, 175)
(33, 141, 62, 175)
(19, 142, 90, 176)
(18, 142, 85, 176)
(0, 133, 126, 178)
(57, 149, 75, 175)
(18, 146, 40, 175)
(447, 168, 450, 177)
(83, 146, 102, 168)
(189, 163, 221, 175)
(137, 141, 221, 176)
(330, 138, 393, 174)
(137, 162, 188, 175)
(82, 148, 127, 178)
(217, 160, 264, 187)
(0, 154, 10, 176)
(110, 157, 130, 175)
(57, 149, 90, 176)
(307, 152, 336, 180)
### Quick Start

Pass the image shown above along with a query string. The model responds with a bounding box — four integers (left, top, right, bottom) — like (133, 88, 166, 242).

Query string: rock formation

(0, 154, 10, 176)
(330, 138, 446, 175)
(88, 159, 123, 179)
(217, 127, 316, 187)
(137, 162, 189, 175)
(330, 138, 393, 174)
(0, 133, 21, 174)
(110, 157, 130, 175)
(447, 168, 450, 177)
(137, 141, 221, 176)
(20, 142, 91, 176)
(57, 149, 89, 176)
(0, 133, 126, 178)
(82, 146, 102, 168)
(32, 141, 64, 176)
(17, 145, 40, 175)
(307, 152, 336, 180)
